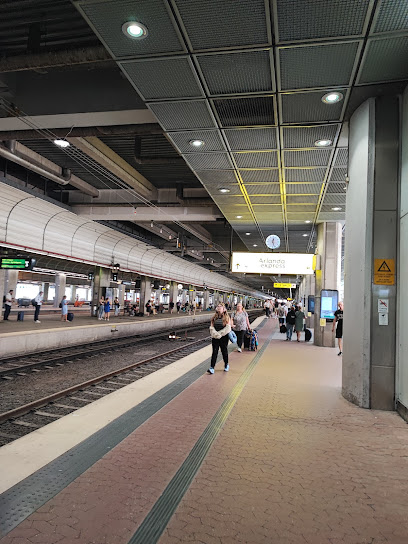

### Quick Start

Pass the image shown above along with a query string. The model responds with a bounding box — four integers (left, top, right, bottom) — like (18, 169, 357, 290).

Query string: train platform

(1, 316, 407, 544)
(0, 310, 220, 358)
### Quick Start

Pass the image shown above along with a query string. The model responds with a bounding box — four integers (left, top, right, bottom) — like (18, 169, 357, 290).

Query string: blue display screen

(320, 290, 338, 321)
(308, 295, 315, 314)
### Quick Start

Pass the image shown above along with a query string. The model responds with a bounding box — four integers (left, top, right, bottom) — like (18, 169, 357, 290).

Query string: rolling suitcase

(67, 312, 74, 322)
(17, 311, 24, 321)
(250, 330, 258, 351)
(243, 331, 251, 349)
(280, 324, 287, 334)
(304, 328, 312, 342)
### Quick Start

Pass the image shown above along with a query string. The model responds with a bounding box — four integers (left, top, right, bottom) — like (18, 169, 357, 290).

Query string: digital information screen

(0, 258, 33, 270)
(320, 289, 338, 321)
(308, 295, 315, 314)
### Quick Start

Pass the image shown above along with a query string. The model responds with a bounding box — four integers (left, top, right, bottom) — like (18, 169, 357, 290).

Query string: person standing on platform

(332, 301, 344, 356)
(3, 289, 14, 321)
(231, 302, 251, 353)
(33, 291, 44, 323)
(104, 297, 111, 321)
(264, 299, 271, 318)
(114, 297, 120, 317)
(277, 303, 286, 325)
(176, 301, 181, 313)
(169, 300, 174, 314)
(60, 295, 68, 322)
(207, 304, 231, 374)
(145, 300, 152, 316)
(98, 296, 105, 320)
(286, 305, 296, 341)
(295, 305, 305, 342)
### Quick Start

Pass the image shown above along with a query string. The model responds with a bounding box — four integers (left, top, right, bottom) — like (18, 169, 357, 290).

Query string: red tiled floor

(159, 325, 408, 544)
(0, 320, 271, 544)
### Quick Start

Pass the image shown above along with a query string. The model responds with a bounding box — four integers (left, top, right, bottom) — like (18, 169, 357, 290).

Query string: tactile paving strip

(129, 323, 271, 544)
(0, 322, 266, 537)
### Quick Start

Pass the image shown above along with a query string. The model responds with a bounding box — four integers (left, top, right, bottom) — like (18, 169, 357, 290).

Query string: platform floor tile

(0, 322, 270, 544)
(159, 335, 408, 544)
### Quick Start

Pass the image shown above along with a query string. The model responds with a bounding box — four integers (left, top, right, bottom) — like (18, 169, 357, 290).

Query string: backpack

(59, 301, 62, 308)
(31, 298, 37, 307)
(250, 330, 258, 351)
(2, 295, 5, 304)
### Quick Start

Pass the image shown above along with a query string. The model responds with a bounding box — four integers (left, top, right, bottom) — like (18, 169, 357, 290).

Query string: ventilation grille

(281, 91, 345, 123)
(276, 0, 370, 42)
(373, 0, 408, 34)
(278, 42, 360, 90)
(78, 0, 184, 58)
(334, 148, 348, 166)
(224, 128, 278, 150)
(322, 194, 346, 205)
(233, 152, 278, 168)
(167, 130, 225, 153)
(183, 153, 233, 170)
(195, 170, 237, 185)
(286, 195, 319, 204)
(173, 0, 269, 50)
(197, 50, 273, 95)
(329, 167, 348, 182)
(357, 36, 408, 84)
(286, 183, 322, 194)
(284, 149, 332, 167)
(239, 169, 280, 182)
(284, 168, 327, 182)
(282, 125, 339, 148)
(213, 96, 276, 126)
(250, 196, 281, 204)
(244, 183, 281, 195)
(148, 100, 215, 130)
(327, 183, 347, 193)
(120, 57, 203, 100)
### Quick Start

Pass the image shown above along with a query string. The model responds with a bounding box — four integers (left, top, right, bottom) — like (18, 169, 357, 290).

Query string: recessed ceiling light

(322, 92, 344, 104)
(343, 186, 347, 190)
(315, 139, 332, 147)
(54, 139, 70, 148)
(189, 139, 204, 148)
(219, 188, 230, 193)
(304, 220, 311, 223)
(236, 215, 242, 219)
(331, 207, 342, 211)
(253, 244, 258, 247)
(302, 233, 308, 237)
(122, 21, 148, 39)
(245, 232, 251, 235)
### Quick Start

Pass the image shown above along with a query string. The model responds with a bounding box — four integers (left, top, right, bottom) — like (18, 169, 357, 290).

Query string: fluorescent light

(189, 139, 204, 148)
(322, 92, 343, 104)
(219, 188, 230, 193)
(122, 21, 148, 39)
(331, 207, 342, 211)
(54, 139, 70, 148)
(315, 139, 332, 147)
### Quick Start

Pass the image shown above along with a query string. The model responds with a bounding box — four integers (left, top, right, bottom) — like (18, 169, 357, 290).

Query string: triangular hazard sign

(378, 260, 391, 272)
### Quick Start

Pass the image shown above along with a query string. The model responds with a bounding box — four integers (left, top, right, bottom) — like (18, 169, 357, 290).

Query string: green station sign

(0, 258, 34, 270)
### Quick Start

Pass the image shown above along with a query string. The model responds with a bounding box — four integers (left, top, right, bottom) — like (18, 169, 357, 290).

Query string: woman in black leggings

(207, 304, 231, 374)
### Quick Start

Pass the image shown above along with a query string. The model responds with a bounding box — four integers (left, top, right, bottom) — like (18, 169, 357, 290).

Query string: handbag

(228, 330, 237, 343)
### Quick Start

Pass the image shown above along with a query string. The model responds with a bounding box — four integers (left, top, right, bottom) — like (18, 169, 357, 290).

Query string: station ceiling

(0, 0, 407, 293)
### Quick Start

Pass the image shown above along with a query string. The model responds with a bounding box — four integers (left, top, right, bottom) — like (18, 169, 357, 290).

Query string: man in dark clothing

(286, 306, 296, 341)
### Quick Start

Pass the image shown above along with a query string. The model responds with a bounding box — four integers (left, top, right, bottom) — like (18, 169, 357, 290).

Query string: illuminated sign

(231, 253, 314, 275)
(273, 283, 297, 289)
(0, 257, 34, 270)
(320, 289, 338, 321)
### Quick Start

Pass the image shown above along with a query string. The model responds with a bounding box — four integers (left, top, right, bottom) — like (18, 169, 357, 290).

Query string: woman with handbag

(207, 303, 231, 374)
(231, 302, 251, 352)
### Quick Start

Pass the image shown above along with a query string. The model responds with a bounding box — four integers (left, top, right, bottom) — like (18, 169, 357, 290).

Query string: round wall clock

(265, 234, 281, 250)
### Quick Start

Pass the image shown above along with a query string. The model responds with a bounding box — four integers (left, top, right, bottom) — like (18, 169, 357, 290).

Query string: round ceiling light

(189, 139, 204, 148)
(219, 188, 230, 193)
(302, 233, 308, 237)
(54, 139, 70, 148)
(122, 21, 148, 39)
(315, 139, 332, 147)
(253, 244, 258, 247)
(236, 215, 242, 219)
(331, 207, 342, 211)
(322, 92, 344, 104)
(305, 220, 311, 224)
(245, 232, 251, 235)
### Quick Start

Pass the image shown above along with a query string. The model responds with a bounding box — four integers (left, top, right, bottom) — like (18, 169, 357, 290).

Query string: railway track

(0, 337, 211, 445)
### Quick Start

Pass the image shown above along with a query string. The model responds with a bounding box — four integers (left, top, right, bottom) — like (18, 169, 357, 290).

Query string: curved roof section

(0, 184, 264, 298)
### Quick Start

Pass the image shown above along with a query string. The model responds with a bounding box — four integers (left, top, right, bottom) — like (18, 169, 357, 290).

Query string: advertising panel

(320, 289, 338, 321)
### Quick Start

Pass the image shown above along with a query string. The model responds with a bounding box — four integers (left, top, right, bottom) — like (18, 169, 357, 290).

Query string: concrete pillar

(342, 96, 399, 410)
(91, 267, 110, 316)
(43, 282, 49, 302)
(182, 289, 187, 304)
(139, 276, 152, 315)
(170, 282, 178, 308)
(118, 284, 125, 309)
(4, 270, 18, 295)
(203, 290, 210, 310)
(0, 270, 5, 319)
(54, 273, 67, 308)
(71, 285, 77, 303)
(314, 222, 342, 347)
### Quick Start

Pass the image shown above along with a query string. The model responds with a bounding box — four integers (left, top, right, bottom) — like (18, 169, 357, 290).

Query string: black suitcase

(17, 311, 24, 321)
(280, 324, 287, 333)
(305, 328, 312, 342)
(67, 312, 74, 322)
(243, 332, 251, 349)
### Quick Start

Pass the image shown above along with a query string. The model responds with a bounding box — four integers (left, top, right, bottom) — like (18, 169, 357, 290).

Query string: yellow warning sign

(374, 259, 395, 285)
(274, 283, 296, 289)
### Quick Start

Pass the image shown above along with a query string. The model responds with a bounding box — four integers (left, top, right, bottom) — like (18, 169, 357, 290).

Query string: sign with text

(273, 283, 297, 289)
(374, 259, 395, 285)
(320, 289, 338, 321)
(231, 253, 314, 275)
(0, 257, 34, 270)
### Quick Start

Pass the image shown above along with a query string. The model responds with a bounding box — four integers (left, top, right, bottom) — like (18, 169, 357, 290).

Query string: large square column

(343, 97, 399, 410)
